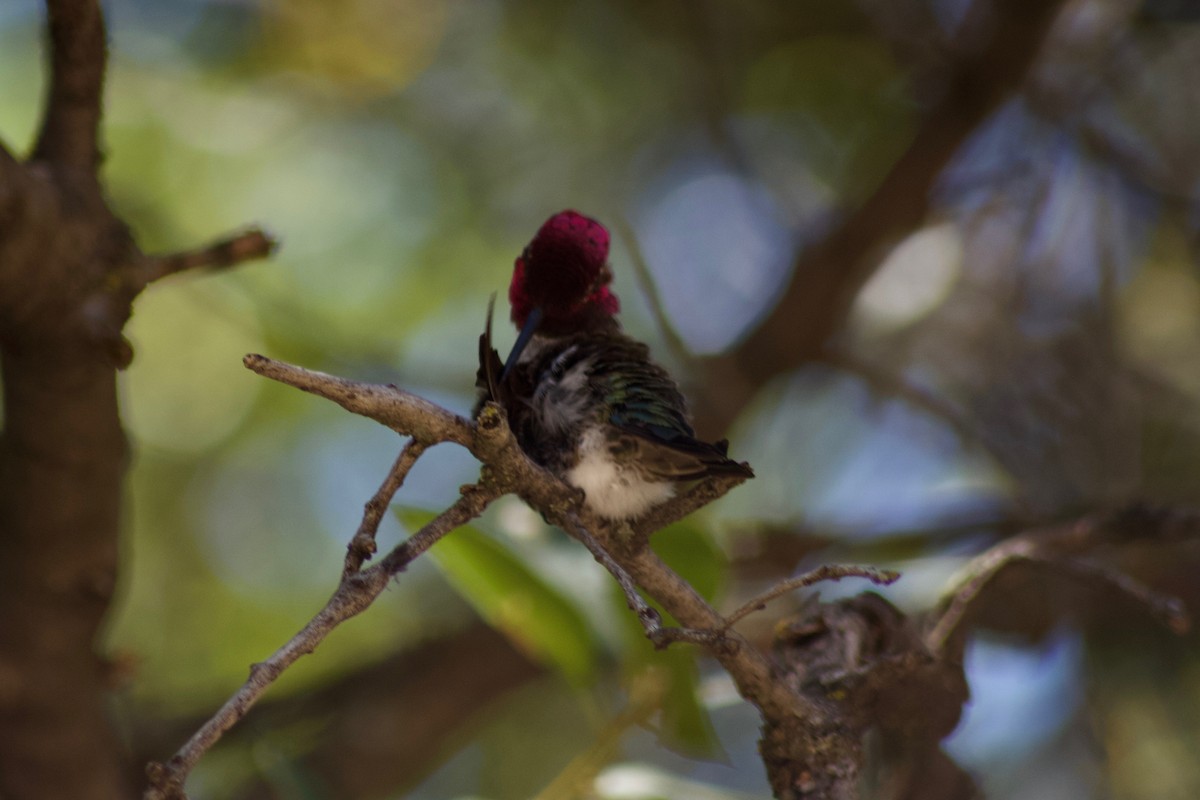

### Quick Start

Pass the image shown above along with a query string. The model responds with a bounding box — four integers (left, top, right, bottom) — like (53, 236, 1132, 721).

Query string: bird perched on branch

(478, 210, 752, 520)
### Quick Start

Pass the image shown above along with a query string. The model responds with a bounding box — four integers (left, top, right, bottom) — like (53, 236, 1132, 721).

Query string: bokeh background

(3, 0, 1200, 798)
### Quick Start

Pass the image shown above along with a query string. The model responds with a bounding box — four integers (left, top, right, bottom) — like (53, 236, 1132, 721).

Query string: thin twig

(926, 506, 1197, 655)
(558, 512, 663, 633)
(343, 438, 428, 577)
(144, 486, 498, 799)
(556, 511, 726, 650)
(623, 544, 810, 721)
(144, 570, 390, 800)
(925, 538, 1034, 655)
(141, 228, 276, 285)
(611, 214, 694, 367)
(723, 564, 902, 629)
(379, 483, 500, 574)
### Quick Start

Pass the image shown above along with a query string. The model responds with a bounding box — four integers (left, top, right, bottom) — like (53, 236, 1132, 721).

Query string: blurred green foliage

(5, 0, 1200, 798)
(411, 508, 601, 685)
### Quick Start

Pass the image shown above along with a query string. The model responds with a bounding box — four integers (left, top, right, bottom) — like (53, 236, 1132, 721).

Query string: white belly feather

(566, 427, 674, 519)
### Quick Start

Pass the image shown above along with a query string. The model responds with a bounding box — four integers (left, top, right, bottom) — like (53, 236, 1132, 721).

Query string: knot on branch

(472, 401, 515, 460)
(144, 758, 187, 800)
(774, 593, 967, 743)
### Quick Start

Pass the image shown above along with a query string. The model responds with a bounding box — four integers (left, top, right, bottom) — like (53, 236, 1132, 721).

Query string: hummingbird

(478, 210, 753, 520)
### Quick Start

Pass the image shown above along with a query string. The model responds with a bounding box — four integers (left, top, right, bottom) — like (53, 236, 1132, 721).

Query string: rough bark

(0, 4, 134, 794)
(0, 4, 271, 797)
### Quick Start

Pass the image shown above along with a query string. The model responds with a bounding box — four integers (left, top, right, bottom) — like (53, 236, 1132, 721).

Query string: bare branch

(379, 483, 499, 574)
(557, 511, 668, 638)
(160, 623, 541, 799)
(723, 564, 902, 629)
(139, 228, 276, 287)
(926, 504, 1197, 655)
(925, 538, 1035, 655)
(343, 438, 427, 577)
(552, 511, 723, 649)
(243, 354, 475, 446)
(143, 357, 916, 799)
(238, 360, 808, 715)
(143, 570, 391, 800)
(144, 485, 500, 799)
(768, 592, 973, 800)
(159, 359, 1198, 799)
(622, 543, 812, 721)
(34, 0, 107, 169)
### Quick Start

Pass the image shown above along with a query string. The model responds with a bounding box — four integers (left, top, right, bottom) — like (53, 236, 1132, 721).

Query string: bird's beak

(500, 306, 543, 382)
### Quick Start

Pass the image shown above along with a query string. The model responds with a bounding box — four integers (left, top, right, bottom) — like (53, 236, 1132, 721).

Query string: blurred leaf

(123, 280, 264, 455)
(658, 649, 722, 759)
(261, 0, 449, 94)
(649, 520, 728, 608)
(614, 520, 727, 758)
(400, 508, 600, 685)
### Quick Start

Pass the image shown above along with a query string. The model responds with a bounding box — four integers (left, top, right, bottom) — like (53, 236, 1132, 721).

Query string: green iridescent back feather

(587, 338, 693, 440)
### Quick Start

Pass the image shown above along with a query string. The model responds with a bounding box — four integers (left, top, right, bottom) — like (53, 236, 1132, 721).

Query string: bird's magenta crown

(509, 210, 620, 333)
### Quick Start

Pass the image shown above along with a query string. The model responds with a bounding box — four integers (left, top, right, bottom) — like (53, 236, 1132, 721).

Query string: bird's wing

(609, 429, 754, 482)
(592, 342, 753, 481)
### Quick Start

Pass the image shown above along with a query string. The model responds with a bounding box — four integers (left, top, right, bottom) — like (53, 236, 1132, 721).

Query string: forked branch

(927, 505, 1197, 656)
(143, 356, 880, 797)
(143, 358, 1197, 800)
